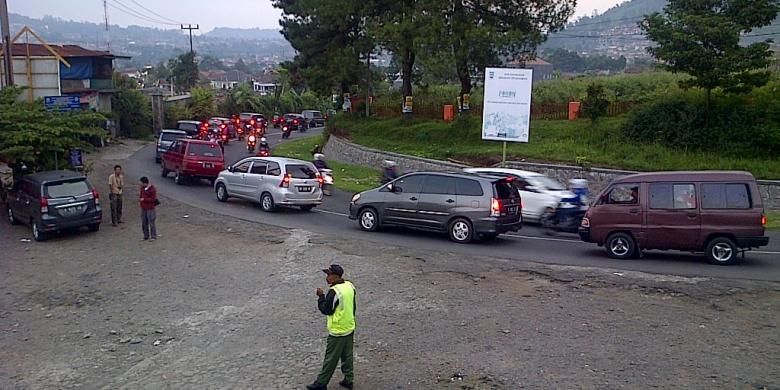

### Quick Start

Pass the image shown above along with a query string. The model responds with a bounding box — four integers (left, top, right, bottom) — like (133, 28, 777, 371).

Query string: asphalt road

(126, 128, 780, 282)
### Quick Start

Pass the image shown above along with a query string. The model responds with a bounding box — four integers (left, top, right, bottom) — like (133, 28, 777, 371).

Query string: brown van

(579, 171, 769, 265)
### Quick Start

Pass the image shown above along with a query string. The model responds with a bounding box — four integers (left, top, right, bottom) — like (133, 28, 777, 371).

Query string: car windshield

(44, 179, 90, 198)
(286, 164, 317, 179)
(529, 176, 565, 191)
(309, 111, 322, 118)
(188, 143, 223, 157)
(161, 133, 185, 142)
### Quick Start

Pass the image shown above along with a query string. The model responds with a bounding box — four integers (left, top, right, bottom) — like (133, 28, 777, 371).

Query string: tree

(0, 87, 107, 171)
(112, 74, 152, 138)
(641, 0, 780, 104)
(581, 83, 609, 123)
(168, 52, 199, 92)
(199, 55, 227, 71)
(189, 87, 217, 120)
(441, 0, 575, 111)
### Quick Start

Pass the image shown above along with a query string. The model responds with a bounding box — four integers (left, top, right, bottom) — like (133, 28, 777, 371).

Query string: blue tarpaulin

(60, 57, 93, 80)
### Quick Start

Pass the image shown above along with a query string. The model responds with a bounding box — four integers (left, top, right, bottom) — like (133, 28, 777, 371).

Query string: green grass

(332, 116, 780, 180)
(767, 211, 780, 231)
(273, 135, 380, 193)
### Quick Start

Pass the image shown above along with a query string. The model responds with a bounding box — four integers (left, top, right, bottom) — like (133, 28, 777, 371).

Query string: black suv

(349, 172, 522, 243)
(6, 171, 102, 241)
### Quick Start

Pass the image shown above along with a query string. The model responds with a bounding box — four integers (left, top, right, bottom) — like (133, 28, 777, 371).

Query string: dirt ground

(1, 141, 779, 389)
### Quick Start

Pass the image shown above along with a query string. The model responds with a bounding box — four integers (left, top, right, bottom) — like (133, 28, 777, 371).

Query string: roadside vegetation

(331, 115, 780, 180)
(767, 211, 780, 231)
(273, 136, 379, 193)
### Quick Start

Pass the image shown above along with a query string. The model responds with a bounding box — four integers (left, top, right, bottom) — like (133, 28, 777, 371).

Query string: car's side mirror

(227, 165, 233, 172)
(525, 185, 540, 193)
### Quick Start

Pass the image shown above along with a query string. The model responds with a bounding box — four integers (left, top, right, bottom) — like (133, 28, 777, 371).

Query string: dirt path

(1, 141, 778, 389)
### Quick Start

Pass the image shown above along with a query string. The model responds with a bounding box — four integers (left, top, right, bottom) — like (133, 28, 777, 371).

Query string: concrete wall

(323, 135, 780, 210)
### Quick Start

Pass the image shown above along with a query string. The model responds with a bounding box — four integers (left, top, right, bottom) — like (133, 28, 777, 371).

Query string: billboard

(481, 67, 533, 143)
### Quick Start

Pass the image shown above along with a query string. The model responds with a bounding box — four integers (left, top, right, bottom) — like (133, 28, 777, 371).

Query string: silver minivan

(214, 157, 323, 212)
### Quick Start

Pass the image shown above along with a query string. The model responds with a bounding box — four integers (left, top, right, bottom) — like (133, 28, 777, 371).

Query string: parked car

(6, 170, 102, 241)
(578, 171, 769, 265)
(176, 120, 202, 138)
(161, 139, 226, 186)
(464, 168, 573, 222)
(349, 172, 522, 243)
(214, 157, 323, 212)
(156, 129, 187, 163)
(283, 113, 305, 131)
(302, 110, 325, 128)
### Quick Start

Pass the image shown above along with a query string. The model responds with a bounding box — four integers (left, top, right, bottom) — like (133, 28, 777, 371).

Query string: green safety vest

(327, 281, 356, 336)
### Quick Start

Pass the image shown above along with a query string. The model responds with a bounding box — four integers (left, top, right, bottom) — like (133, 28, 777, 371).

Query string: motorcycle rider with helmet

(381, 160, 399, 184)
(312, 153, 329, 170)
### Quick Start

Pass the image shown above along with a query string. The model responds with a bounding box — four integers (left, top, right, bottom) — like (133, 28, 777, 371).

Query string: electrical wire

(107, 0, 179, 26)
(127, 0, 182, 24)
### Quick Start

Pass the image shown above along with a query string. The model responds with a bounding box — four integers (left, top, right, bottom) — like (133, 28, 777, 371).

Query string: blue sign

(69, 149, 84, 168)
(44, 95, 81, 112)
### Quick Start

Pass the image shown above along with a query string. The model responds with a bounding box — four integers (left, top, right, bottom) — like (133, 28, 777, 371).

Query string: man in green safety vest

(307, 264, 357, 390)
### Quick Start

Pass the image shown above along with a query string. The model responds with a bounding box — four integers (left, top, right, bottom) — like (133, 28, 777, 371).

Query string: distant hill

(7, 13, 294, 69)
(206, 27, 283, 40)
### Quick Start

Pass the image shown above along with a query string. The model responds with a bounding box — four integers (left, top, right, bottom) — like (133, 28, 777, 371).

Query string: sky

(9, 0, 625, 32)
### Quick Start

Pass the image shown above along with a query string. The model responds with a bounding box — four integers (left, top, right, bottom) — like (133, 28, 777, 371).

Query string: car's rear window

(494, 181, 520, 200)
(188, 143, 223, 157)
(309, 111, 322, 118)
(286, 164, 317, 179)
(178, 123, 198, 132)
(161, 132, 186, 142)
(44, 179, 90, 198)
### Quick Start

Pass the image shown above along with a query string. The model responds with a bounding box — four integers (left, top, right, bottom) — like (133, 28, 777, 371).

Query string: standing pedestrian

(108, 165, 124, 226)
(138, 177, 158, 241)
(307, 264, 356, 390)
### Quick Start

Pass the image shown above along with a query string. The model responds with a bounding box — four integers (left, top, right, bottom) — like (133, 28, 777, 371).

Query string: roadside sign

(44, 95, 81, 112)
(69, 149, 84, 169)
(403, 96, 413, 113)
(481, 67, 533, 143)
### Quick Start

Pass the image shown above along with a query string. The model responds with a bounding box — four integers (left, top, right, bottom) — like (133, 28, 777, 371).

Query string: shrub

(581, 83, 609, 122)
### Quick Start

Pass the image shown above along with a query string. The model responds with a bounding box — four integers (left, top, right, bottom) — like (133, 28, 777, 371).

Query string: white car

(463, 168, 575, 222)
(214, 157, 323, 212)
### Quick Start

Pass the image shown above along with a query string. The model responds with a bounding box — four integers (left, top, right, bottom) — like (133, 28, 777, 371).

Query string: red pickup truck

(161, 139, 225, 185)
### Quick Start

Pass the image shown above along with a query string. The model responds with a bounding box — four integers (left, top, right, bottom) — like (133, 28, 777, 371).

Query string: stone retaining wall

(323, 136, 780, 210)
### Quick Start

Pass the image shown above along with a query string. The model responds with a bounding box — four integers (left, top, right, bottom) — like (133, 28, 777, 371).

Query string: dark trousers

(109, 193, 123, 224)
(141, 208, 157, 239)
(316, 333, 354, 385)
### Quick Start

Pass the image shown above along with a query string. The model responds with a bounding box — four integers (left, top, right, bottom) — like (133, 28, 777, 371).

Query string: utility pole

(0, 0, 13, 87)
(180, 24, 199, 55)
(103, 0, 111, 51)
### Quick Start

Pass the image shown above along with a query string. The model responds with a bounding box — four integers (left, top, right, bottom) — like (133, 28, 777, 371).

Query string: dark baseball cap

(322, 264, 344, 277)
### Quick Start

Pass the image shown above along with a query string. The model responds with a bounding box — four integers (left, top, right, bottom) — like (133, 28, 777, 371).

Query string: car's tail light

(317, 173, 324, 187)
(280, 174, 291, 188)
(490, 197, 502, 217)
(293, 119, 299, 125)
(250, 119, 255, 125)
(581, 217, 590, 228)
(91, 189, 100, 205)
(40, 197, 49, 214)
(762, 214, 767, 226)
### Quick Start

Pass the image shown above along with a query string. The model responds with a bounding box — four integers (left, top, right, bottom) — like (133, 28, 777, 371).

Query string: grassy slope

(273, 135, 379, 193)
(335, 116, 780, 180)
(767, 211, 780, 231)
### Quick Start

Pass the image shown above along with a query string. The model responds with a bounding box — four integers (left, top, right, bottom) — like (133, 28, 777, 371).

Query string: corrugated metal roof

(7, 43, 123, 58)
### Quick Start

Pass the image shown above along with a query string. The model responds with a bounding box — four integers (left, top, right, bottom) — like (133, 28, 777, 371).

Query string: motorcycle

(542, 199, 587, 235)
(319, 168, 334, 196)
(257, 147, 270, 157)
(247, 135, 257, 153)
(281, 125, 291, 139)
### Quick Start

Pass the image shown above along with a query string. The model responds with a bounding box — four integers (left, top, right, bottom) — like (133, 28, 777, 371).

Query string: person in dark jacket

(139, 177, 158, 241)
(307, 264, 356, 390)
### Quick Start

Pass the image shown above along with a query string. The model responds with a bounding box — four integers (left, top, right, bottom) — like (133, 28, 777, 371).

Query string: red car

(161, 139, 225, 186)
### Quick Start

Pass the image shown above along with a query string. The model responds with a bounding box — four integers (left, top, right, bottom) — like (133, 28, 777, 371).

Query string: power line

(127, 0, 181, 24)
(107, 0, 179, 26)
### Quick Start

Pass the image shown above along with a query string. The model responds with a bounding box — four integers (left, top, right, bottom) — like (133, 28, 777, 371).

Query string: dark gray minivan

(6, 171, 102, 241)
(349, 172, 522, 243)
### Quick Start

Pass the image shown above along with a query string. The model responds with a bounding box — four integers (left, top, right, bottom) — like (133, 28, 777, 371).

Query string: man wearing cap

(307, 264, 356, 390)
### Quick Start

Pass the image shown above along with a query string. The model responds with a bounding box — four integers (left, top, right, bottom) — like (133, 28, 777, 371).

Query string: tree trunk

(402, 47, 415, 118)
(456, 57, 471, 113)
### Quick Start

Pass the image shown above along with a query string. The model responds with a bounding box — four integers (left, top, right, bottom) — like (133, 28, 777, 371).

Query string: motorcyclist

(258, 137, 270, 151)
(381, 160, 399, 184)
(312, 153, 329, 170)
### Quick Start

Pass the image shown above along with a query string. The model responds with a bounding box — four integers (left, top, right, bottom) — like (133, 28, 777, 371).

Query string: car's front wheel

(260, 192, 276, 212)
(449, 218, 473, 244)
(7, 206, 19, 225)
(706, 236, 739, 265)
(216, 183, 229, 202)
(605, 232, 637, 259)
(358, 208, 380, 232)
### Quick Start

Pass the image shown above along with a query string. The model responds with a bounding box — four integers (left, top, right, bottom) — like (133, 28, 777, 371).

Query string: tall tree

(168, 52, 199, 92)
(440, 0, 575, 111)
(641, 0, 780, 104)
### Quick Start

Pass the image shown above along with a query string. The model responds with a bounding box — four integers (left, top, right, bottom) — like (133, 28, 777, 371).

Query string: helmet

(313, 153, 325, 161)
(260, 137, 267, 143)
(383, 160, 397, 168)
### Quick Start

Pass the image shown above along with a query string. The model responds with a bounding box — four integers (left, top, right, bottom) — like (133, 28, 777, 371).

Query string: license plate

(297, 186, 312, 192)
(63, 206, 81, 216)
(507, 206, 518, 214)
(204, 163, 214, 169)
